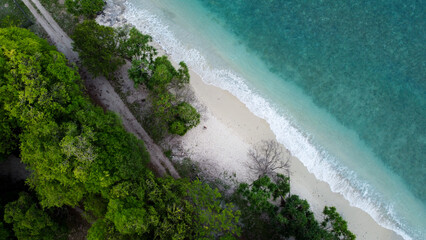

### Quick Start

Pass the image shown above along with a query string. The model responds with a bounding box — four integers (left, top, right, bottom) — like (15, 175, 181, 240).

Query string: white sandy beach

(181, 69, 403, 240)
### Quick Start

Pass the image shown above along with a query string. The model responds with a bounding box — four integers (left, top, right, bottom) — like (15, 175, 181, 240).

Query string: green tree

(124, 28, 200, 138)
(0, 27, 84, 125)
(122, 27, 157, 88)
(151, 62, 174, 90)
(174, 102, 200, 130)
(116, 26, 156, 61)
(234, 175, 355, 240)
(187, 180, 241, 239)
(322, 206, 356, 240)
(85, 172, 240, 239)
(172, 62, 190, 89)
(21, 120, 88, 208)
(103, 173, 193, 239)
(0, 27, 83, 159)
(132, 55, 176, 91)
(72, 20, 124, 77)
(129, 54, 182, 91)
(129, 54, 200, 138)
(169, 121, 186, 136)
(234, 175, 288, 239)
(278, 195, 326, 239)
(20, 106, 149, 208)
(65, 0, 105, 18)
(128, 58, 150, 87)
(168, 102, 200, 136)
(151, 92, 175, 121)
(144, 91, 176, 140)
(87, 218, 126, 240)
(0, 27, 88, 207)
(3, 192, 67, 240)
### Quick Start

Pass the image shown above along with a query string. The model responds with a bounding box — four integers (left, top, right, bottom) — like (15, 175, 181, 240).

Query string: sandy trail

(21, 0, 179, 178)
(21, 0, 78, 62)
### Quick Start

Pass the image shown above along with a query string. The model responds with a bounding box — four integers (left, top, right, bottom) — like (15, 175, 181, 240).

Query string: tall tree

(116, 26, 156, 61)
(3, 192, 67, 240)
(72, 20, 124, 77)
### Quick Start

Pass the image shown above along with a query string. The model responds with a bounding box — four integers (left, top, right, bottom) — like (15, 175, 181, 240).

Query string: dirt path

(22, 0, 180, 178)
(21, 0, 78, 62)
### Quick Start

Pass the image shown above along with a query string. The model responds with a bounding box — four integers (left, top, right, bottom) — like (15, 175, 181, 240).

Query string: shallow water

(123, 0, 425, 239)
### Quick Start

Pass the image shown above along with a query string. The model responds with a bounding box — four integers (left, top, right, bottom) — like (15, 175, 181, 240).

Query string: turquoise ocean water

(122, 0, 425, 239)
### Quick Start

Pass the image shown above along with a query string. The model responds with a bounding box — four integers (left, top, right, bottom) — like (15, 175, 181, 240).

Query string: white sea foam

(122, 1, 419, 239)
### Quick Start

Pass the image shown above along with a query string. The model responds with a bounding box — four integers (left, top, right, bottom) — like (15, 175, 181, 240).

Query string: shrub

(169, 121, 186, 136)
(175, 102, 200, 130)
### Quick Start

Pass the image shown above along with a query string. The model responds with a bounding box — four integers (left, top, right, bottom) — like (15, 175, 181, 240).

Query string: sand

(180, 70, 403, 240)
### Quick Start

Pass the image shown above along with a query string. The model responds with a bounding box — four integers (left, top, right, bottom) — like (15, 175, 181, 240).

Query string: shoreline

(184, 70, 402, 240)
(97, 1, 404, 239)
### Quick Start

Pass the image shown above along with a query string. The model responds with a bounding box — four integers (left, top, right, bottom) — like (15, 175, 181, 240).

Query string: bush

(169, 121, 186, 136)
(128, 59, 149, 87)
(175, 102, 200, 130)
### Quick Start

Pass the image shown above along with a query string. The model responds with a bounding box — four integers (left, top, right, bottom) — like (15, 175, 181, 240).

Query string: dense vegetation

(0, 27, 238, 239)
(4, 192, 67, 240)
(72, 20, 124, 78)
(72, 21, 200, 140)
(233, 175, 355, 240)
(1, 2, 355, 238)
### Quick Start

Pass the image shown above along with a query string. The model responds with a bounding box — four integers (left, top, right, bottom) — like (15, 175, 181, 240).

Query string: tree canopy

(72, 20, 124, 77)
(233, 174, 355, 240)
(86, 172, 240, 239)
(116, 26, 156, 61)
(0, 27, 149, 207)
(65, 0, 105, 18)
(0, 27, 237, 239)
(3, 192, 67, 240)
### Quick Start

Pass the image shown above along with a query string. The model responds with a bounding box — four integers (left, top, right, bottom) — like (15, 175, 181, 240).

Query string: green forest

(0, 1, 355, 239)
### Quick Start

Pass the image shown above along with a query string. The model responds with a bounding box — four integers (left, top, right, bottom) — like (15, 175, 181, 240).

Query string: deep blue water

(195, 0, 426, 201)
